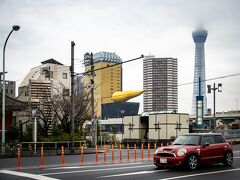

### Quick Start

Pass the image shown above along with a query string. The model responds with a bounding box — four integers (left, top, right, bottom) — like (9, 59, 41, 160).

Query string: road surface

(0, 147, 239, 180)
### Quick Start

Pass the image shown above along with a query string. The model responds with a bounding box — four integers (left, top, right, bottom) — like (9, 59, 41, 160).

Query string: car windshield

(172, 135, 200, 146)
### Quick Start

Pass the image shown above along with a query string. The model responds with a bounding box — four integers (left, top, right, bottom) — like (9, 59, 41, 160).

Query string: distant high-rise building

(84, 52, 122, 118)
(191, 29, 208, 116)
(143, 56, 178, 112)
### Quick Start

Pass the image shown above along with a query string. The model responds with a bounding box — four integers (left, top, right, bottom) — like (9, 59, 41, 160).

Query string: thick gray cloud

(0, 0, 240, 113)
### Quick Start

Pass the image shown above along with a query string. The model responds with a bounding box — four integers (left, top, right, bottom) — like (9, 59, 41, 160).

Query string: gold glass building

(84, 52, 122, 118)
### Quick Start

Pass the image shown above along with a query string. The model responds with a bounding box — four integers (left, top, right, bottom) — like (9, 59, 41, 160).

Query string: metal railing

(0, 141, 87, 158)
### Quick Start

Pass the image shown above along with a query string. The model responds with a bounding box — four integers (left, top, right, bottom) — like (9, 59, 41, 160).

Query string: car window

(202, 136, 215, 145)
(173, 135, 201, 146)
(214, 135, 225, 143)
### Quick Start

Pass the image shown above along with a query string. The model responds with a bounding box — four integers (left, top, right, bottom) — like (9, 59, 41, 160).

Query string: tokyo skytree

(191, 28, 208, 116)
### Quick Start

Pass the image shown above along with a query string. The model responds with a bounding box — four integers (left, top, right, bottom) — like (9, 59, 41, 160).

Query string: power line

(178, 73, 240, 87)
(29, 55, 239, 88)
(32, 55, 144, 76)
(73, 55, 144, 84)
(85, 54, 144, 74)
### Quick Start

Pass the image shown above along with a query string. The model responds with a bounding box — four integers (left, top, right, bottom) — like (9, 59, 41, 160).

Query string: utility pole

(89, 53, 96, 147)
(213, 83, 216, 130)
(207, 83, 222, 130)
(83, 52, 96, 147)
(70, 41, 75, 152)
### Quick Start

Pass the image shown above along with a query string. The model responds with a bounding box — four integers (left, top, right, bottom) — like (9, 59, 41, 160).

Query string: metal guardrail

(20, 141, 87, 149)
(0, 141, 87, 158)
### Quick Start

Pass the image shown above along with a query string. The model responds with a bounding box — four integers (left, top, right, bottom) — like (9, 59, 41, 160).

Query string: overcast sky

(0, 0, 240, 114)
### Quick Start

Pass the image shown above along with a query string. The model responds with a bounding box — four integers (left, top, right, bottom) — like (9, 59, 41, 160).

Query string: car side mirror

(202, 142, 210, 147)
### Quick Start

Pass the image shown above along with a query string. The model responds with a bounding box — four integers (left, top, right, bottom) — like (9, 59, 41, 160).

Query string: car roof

(183, 133, 223, 136)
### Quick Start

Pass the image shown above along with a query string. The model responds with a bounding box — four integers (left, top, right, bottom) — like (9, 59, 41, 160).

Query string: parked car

(153, 133, 233, 170)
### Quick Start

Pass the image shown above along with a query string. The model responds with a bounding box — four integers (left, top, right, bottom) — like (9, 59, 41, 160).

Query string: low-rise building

(16, 59, 70, 134)
(124, 112, 189, 141)
(84, 112, 189, 144)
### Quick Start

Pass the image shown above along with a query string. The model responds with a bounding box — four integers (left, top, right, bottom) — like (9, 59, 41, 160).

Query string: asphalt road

(0, 147, 240, 180)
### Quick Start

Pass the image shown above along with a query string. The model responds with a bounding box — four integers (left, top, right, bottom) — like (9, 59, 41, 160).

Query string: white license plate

(160, 158, 167, 164)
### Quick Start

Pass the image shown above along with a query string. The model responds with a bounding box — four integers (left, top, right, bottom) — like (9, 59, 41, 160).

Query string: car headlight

(154, 147, 163, 155)
(177, 148, 187, 156)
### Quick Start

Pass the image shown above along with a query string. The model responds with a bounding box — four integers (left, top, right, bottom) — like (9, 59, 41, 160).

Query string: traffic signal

(207, 85, 211, 93)
(218, 83, 222, 92)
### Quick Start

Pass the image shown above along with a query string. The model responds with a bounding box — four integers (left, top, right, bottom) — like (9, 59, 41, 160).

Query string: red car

(153, 133, 233, 170)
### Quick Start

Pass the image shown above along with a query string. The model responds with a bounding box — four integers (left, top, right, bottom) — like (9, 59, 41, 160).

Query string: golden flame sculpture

(111, 90, 144, 102)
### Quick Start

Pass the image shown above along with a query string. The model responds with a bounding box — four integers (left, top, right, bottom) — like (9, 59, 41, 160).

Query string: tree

(22, 125, 33, 142)
(6, 124, 20, 143)
(28, 82, 92, 139)
(37, 92, 55, 137)
(51, 84, 92, 134)
(31, 85, 54, 137)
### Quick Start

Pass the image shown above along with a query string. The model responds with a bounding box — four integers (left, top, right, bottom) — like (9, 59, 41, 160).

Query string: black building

(101, 102, 139, 119)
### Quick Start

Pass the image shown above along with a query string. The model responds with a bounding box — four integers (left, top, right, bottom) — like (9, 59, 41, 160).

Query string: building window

(62, 73, 67, 79)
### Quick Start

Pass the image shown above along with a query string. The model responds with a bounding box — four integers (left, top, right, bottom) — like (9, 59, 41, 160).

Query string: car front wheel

(187, 154, 198, 170)
(223, 152, 233, 167)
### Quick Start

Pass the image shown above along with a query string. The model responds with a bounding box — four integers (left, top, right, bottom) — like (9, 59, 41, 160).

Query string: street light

(2, 25, 20, 155)
(0, 72, 7, 92)
(207, 83, 222, 130)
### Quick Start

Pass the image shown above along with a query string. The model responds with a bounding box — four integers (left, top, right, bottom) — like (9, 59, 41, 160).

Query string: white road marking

(48, 162, 142, 170)
(97, 169, 168, 178)
(41, 164, 156, 176)
(0, 170, 59, 180)
(158, 168, 240, 180)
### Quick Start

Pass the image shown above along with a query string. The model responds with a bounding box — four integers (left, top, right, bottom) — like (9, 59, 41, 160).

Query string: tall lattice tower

(191, 28, 208, 116)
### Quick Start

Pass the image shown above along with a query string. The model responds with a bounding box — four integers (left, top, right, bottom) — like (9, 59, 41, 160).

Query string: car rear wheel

(187, 154, 198, 170)
(223, 152, 233, 167)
